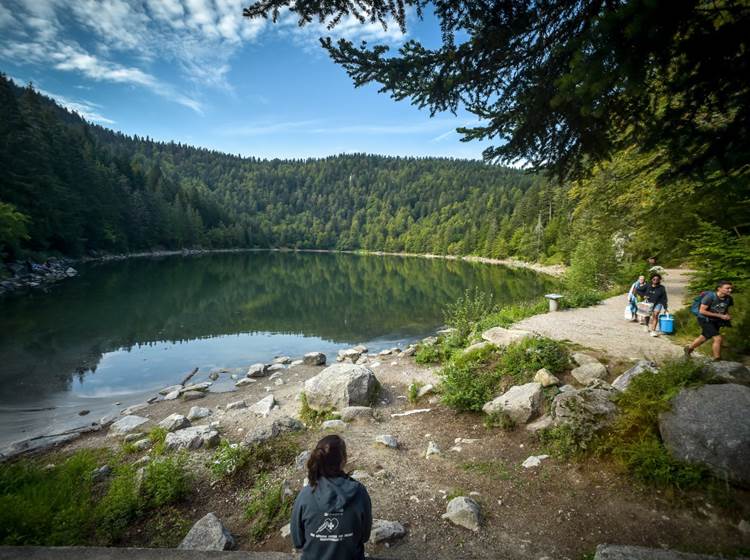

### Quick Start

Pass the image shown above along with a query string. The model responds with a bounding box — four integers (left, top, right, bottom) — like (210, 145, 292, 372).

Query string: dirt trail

(515, 269, 692, 361)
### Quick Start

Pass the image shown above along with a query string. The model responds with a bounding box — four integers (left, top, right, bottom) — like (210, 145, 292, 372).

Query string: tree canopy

(244, 0, 750, 186)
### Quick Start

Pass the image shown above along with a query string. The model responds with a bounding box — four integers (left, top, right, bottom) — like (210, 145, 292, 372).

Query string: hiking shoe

(650, 331, 659, 337)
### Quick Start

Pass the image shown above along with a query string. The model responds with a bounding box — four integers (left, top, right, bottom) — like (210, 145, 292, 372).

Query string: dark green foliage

(414, 335, 463, 365)
(208, 440, 252, 478)
(407, 381, 423, 404)
(566, 237, 618, 292)
(559, 290, 604, 310)
(443, 287, 498, 342)
(244, 474, 294, 542)
(148, 427, 168, 456)
(299, 393, 337, 428)
(95, 464, 141, 541)
(496, 337, 570, 383)
(537, 423, 598, 460)
(476, 299, 549, 331)
(602, 359, 711, 488)
(141, 455, 190, 508)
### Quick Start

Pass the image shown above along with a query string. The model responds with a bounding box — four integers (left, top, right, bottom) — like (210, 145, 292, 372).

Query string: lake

(0, 251, 554, 449)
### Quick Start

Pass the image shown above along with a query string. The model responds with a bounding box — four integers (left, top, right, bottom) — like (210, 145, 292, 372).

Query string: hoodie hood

(312, 476, 360, 511)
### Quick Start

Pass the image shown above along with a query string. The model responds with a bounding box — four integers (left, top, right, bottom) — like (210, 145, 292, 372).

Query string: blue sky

(0, 0, 490, 160)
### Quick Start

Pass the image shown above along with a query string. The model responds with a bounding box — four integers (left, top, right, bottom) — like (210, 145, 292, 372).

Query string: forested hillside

(0, 75, 572, 261)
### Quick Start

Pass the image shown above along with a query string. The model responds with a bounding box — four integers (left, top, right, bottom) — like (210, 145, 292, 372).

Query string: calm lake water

(0, 251, 554, 449)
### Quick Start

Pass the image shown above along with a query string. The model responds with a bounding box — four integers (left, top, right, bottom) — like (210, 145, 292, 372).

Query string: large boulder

(370, 519, 406, 543)
(482, 382, 543, 424)
(442, 496, 481, 531)
(612, 360, 656, 392)
(481, 327, 533, 347)
(303, 352, 326, 366)
(572, 352, 600, 366)
(534, 368, 560, 387)
(248, 394, 276, 417)
(571, 362, 608, 385)
(178, 512, 235, 550)
(164, 425, 220, 451)
(552, 387, 618, 432)
(303, 364, 380, 411)
(243, 416, 304, 447)
(109, 415, 149, 436)
(658, 383, 750, 487)
(158, 414, 190, 432)
(700, 360, 750, 386)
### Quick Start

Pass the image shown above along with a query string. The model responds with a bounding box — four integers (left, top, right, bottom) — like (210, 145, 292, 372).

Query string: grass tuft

(245, 474, 294, 542)
(299, 393, 337, 428)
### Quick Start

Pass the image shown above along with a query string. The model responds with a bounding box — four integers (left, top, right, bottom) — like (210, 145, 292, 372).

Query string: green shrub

(440, 345, 504, 411)
(497, 336, 570, 383)
(415, 334, 464, 364)
(476, 299, 548, 331)
(245, 474, 294, 542)
(483, 411, 515, 431)
(142, 454, 190, 508)
(444, 287, 498, 341)
(209, 440, 252, 478)
(537, 423, 598, 459)
(407, 381, 424, 404)
(560, 289, 603, 309)
(299, 393, 337, 427)
(247, 435, 302, 474)
(148, 427, 168, 456)
(95, 464, 141, 542)
(566, 236, 618, 291)
(0, 451, 97, 545)
(602, 359, 711, 488)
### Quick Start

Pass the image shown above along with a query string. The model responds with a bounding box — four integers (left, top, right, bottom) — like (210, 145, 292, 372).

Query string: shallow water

(0, 251, 554, 448)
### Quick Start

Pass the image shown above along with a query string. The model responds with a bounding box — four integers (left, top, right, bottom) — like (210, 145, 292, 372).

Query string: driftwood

(179, 366, 199, 387)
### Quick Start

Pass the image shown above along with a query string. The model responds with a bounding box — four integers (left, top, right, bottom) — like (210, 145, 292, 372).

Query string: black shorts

(699, 319, 723, 339)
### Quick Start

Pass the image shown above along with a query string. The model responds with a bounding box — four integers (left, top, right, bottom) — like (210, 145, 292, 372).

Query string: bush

(601, 359, 711, 488)
(142, 454, 190, 508)
(537, 422, 598, 459)
(299, 393, 337, 427)
(209, 440, 252, 478)
(444, 287, 498, 341)
(496, 336, 570, 383)
(95, 464, 141, 542)
(245, 474, 294, 542)
(414, 335, 463, 364)
(148, 427, 169, 456)
(476, 299, 549, 331)
(559, 289, 603, 309)
(440, 344, 504, 411)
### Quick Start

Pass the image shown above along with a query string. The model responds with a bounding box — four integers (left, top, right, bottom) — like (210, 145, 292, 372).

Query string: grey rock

(248, 394, 275, 417)
(247, 363, 269, 378)
(290, 359, 304, 367)
(226, 400, 247, 410)
(534, 368, 560, 387)
(571, 362, 608, 385)
(401, 346, 417, 357)
(133, 455, 151, 467)
(181, 391, 206, 401)
(131, 438, 151, 451)
(273, 356, 292, 365)
(182, 382, 212, 392)
(178, 512, 235, 551)
(208, 371, 220, 381)
(295, 450, 311, 470)
(164, 425, 220, 451)
(267, 363, 285, 373)
(701, 360, 750, 385)
(121, 403, 149, 415)
(421, 336, 438, 346)
(559, 384, 576, 393)
(337, 348, 362, 363)
(463, 341, 492, 355)
(187, 406, 212, 421)
(303, 352, 326, 366)
(482, 382, 543, 424)
(164, 389, 181, 401)
(243, 416, 304, 447)
(481, 327, 533, 347)
(375, 434, 398, 449)
(442, 496, 481, 531)
(353, 344, 368, 354)
(425, 441, 441, 458)
(159, 384, 182, 395)
(350, 470, 371, 481)
(553, 387, 618, 432)
(572, 352, 600, 366)
(322, 419, 347, 430)
(371, 519, 406, 543)
(109, 415, 149, 436)
(612, 360, 657, 392)
(280, 523, 291, 538)
(340, 406, 373, 422)
(594, 544, 729, 560)
(659, 383, 750, 487)
(417, 384, 435, 398)
(235, 377, 256, 387)
(526, 414, 554, 433)
(123, 432, 144, 443)
(91, 464, 111, 482)
(158, 413, 191, 432)
(303, 363, 380, 411)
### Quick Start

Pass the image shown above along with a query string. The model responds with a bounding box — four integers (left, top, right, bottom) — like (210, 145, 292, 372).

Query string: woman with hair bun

(291, 435, 372, 559)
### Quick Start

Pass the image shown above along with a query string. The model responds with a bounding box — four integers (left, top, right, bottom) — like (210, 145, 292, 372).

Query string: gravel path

(515, 269, 692, 361)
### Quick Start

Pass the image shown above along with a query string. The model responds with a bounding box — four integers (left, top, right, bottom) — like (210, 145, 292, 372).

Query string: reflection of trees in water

(0, 253, 554, 398)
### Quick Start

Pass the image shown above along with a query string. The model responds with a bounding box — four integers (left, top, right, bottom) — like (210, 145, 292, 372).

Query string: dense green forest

(1, 73, 747, 280)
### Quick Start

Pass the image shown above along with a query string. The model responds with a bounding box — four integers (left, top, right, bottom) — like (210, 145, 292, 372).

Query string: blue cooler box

(659, 313, 675, 334)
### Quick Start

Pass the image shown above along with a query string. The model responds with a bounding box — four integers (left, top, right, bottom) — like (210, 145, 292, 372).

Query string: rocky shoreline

(0, 257, 79, 296)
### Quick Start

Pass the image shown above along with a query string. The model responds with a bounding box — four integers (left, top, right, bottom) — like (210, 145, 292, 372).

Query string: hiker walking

(685, 280, 734, 360)
(635, 273, 668, 337)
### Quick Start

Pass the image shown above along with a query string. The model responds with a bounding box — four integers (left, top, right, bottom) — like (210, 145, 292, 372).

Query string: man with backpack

(685, 280, 734, 360)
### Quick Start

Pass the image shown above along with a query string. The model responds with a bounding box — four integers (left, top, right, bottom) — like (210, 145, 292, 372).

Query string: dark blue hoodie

(291, 476, 372, 560)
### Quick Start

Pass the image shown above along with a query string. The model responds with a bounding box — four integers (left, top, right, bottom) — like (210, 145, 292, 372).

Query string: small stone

(133, 455, 151, 467)
(274, 378, 284, 386)
(572, 352, 600, 366)
(109, 415, 149, 436)
(534, 368, 560, 387)
(164, 390, 180, 400)
(159, 384, 183, 396)
(267, 363, 285, 373)
(132, 438, 151, 451)
(226, 400, 247, 410)
(442, 497, 481, 531)
(481, 327, 533, 347)
(235, 377, 256, 387)
(158, 413, 191, 432)
(248, 394, 275, 417)
(290, 359, 304, 367)
(351, 470, 371, 481)
(375, 434, 398, 449)
(181, 391, 206, 401)
(522, 454, 550, 468)
(187, 406, 212, 421)
(247, 363, 269, 378)
(371, 519, 406, 544)
(280, 523, 291, 538)
(273, 356, 292, 365)
(425, 441, 441, 458)
(208, 371, 220, 381)
(322, 419, 347, 430)
(612, 360, 657, 392)
(303, 352, 326, 366)
(123, 432, 144, 443)
(526, 415, 553, 433)
(571, 362, 608, 385)
(182, 382, 212, 392)
(178, 512, 235, 551)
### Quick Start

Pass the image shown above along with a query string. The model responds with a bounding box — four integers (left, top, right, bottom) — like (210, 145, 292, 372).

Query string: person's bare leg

(650, 312, 659, 331)
(712, 335, 723, 360)
(687, 335, 706, 353)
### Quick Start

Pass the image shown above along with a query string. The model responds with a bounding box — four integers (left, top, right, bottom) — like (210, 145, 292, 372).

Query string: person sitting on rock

(636, 273, 668, 337)
(292, 435, 372, 560)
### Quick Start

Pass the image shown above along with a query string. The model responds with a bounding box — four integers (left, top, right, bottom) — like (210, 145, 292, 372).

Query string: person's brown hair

(307, 435, 347, 488)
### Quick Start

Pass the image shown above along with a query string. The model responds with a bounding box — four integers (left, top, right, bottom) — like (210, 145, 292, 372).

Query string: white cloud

(219, 118, 462, 137)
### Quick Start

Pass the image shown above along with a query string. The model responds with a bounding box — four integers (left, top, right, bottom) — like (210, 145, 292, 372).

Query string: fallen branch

(180, 366, 199, 387)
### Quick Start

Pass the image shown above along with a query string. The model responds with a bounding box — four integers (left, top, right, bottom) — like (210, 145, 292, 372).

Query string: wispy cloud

(219, 118, 460, 137)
